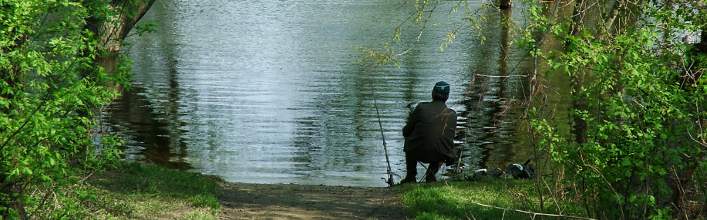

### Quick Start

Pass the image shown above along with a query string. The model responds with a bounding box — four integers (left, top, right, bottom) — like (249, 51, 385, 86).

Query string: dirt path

(218, 182, 407, 220)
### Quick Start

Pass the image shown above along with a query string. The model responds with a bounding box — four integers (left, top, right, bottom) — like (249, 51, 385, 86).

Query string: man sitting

(401, 81, 457, 183)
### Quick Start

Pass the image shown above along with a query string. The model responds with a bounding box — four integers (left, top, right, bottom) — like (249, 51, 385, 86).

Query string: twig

(0, 59, 81, 151)
(475, 74, 528, 78)
(466, 200, 597, 220)
(542, 177, 563, 213)
(79, 171, 95, 183)
(582, 157, 626, 219)
(0, 98, 49, 151)
(672, 167, 689, 220)
(467, 211, 477, 220)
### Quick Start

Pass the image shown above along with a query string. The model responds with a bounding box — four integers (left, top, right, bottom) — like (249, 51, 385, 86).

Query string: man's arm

(402, 106, 420, 137)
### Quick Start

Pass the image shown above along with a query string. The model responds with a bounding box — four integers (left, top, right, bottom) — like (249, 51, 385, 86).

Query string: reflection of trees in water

(108, 84, 190, 169)
(106, 1, 190, 169)
(161, 7, 189, 168)
(457, 8, 531, 170)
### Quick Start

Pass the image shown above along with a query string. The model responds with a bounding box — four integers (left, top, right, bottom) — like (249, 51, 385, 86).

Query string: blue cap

(433, 81, 450, 95)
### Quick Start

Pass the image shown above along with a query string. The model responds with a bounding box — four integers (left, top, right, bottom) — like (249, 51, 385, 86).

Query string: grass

(49, 162, 222, 219)
(400, 178, 587, 220)
(34, 161, 592, 219)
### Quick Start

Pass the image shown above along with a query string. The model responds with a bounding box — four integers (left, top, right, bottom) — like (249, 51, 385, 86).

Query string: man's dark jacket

(402, 100, 457, 163)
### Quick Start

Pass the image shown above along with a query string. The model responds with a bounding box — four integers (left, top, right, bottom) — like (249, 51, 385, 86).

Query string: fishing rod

(373, 91, 395, 187)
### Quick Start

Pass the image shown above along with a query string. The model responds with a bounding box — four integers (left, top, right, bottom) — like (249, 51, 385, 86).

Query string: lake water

(104, 0, 538, 187)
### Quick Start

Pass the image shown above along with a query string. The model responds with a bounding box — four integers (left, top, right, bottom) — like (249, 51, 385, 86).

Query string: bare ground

(218, 182, 407, 220)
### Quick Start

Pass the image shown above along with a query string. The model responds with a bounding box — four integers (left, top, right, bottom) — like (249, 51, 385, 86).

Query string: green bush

(0, 0, 129, 217)
(522, 0, 707, 218)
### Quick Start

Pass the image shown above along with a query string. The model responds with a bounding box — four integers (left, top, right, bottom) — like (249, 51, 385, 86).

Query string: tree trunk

(604, 0, 622, 36)
(698, 28, 707, 53)
(568, 0, 587, 144)
(95, 0, 156, 54)
(88, 0, 156, 74)
(570, 0, 585, 36)
(500, 0, 512, 10)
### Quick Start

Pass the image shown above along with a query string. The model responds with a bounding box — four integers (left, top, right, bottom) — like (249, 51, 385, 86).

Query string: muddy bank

(218, 182, 406, 220)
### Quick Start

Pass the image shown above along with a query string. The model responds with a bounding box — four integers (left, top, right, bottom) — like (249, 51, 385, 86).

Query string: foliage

(0, 0, 134, 218)
(522, 0, 707, 219)
(360, 0, 500, 66)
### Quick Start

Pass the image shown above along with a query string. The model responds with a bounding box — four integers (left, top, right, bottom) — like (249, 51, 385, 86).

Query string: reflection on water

(106, 0, 537, 187)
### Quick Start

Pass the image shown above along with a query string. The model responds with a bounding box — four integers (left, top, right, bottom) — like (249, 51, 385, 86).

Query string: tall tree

(88, 0, 156, 74)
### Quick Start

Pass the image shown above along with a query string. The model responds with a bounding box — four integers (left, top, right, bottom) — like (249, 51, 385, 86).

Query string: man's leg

(424, 161, 444, 183)
(401, 152, 417, 184)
